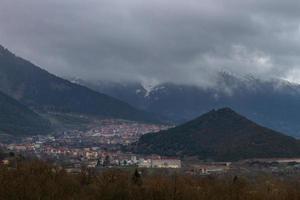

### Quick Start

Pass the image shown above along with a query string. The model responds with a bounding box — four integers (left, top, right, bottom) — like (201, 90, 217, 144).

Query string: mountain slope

(0, 90, 51, 136)
(77, 74, 300, 137)
(0, 45, 158, 123)
(135, 108, 300, 161)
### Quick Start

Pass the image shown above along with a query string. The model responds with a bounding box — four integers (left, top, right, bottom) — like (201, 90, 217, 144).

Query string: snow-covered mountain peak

(141, 79, 160, 97)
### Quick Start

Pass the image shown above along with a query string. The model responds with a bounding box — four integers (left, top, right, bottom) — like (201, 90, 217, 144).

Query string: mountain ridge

(0, 45, 160, 124)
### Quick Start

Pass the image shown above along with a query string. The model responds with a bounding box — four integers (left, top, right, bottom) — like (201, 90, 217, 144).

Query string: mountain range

(72, 74, 300, 137)
(2, 42, 300, 142)
(0, 45, 161, 135)
(135, 108, 300, 161)
(0, 46, 164, 134)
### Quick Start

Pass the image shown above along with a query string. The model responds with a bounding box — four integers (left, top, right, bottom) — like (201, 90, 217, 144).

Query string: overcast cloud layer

(0, 0, 300, 87)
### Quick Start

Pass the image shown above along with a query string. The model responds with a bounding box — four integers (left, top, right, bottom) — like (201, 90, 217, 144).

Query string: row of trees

(0, 160, 299, 200)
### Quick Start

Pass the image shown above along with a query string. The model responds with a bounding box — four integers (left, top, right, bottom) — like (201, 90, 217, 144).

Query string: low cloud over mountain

(1, 0, 300, 87)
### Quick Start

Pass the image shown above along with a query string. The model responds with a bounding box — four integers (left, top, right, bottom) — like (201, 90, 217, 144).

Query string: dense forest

(0, 160, 299, 200)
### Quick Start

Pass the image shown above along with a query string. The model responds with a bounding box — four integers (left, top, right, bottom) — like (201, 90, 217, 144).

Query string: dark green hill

(0, 90, 51, 136)
(136, 108, 300, 161)
(0, 45, 158, 122)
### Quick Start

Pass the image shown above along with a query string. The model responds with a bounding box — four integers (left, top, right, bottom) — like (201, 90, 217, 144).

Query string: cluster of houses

(138, 158, 181, 168)
(3, 142, 182, 171)
(96, 155, 181, 169)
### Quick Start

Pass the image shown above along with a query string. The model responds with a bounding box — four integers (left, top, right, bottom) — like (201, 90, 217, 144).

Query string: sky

(0, 0, 300, 87)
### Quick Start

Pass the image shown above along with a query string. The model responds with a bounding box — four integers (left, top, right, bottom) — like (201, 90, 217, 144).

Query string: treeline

(0, 161, 299, 200)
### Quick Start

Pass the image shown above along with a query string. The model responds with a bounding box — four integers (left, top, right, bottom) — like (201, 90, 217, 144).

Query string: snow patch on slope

(141, 79, 160, 97)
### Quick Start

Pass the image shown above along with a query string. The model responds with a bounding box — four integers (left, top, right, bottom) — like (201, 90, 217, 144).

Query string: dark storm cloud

(0, 0, 300, 86)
